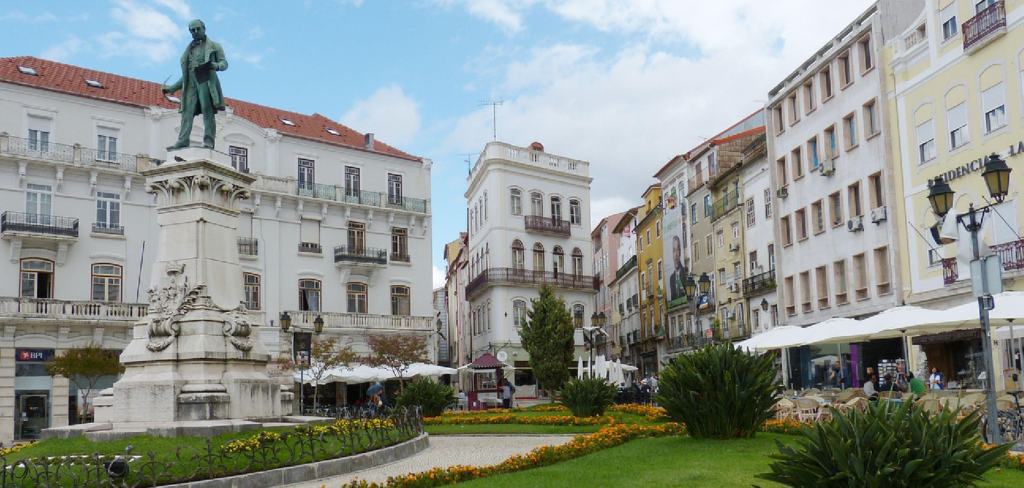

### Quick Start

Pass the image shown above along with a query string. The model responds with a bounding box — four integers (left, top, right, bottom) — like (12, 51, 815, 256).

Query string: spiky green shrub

(557, 378, 618, 417)
(395, 377, 455, 417)
(656, 342, 780, 439)
(757, 400, 1013, 487)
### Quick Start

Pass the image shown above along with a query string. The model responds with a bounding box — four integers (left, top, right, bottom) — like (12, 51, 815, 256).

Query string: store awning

(937, 291, 1024, 328)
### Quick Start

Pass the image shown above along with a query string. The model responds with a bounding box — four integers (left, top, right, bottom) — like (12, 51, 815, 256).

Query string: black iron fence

(1, 211, 78, 238)
(466, 267, 599, 297)
(334, 246, 388, 265)
(524, 215, 571, 236)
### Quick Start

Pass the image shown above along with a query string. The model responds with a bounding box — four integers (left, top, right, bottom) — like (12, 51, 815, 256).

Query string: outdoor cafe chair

(794, 398, 821, 422)
(919, 399, 944, 415)
(774, 398, 795, 421)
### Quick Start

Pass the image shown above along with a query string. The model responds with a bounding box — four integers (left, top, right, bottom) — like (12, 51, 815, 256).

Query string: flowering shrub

(0, 442, 34, 457)
(338, 423, 683, 488)
(222, 431, 283, 453)
(222, 418, 397, 453)
(424, 413, 614, 427)
(982, 444, 1024, 471)
(529, 405, 569, 413)
(607, 404, 668, 422)
(759, 419, 812, 435)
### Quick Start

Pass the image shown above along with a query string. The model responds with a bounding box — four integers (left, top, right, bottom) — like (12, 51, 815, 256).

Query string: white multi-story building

(463, 141, 595, 397)
(766, 6, 904, 388)
(738, 138, 780, 335)
(0, 56, 434, 443)
(610, 208, 640, 365)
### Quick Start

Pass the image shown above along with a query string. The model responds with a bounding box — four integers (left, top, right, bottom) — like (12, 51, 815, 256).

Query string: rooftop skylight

(280, 118, 296, 127)
(325, 127, 340, 136)
(17, 66, 37, 76)
(85, 78, 104, 88)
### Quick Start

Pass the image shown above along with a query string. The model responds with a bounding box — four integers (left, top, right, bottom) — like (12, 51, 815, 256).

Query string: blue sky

(1, 0, 874, 287)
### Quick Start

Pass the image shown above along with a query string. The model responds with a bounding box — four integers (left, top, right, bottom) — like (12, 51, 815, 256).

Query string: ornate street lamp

(697, 272, 712, 295)
(926, 177, 955, 218)
(761, 298, 769, 312)
(981, 153, 1012, 202)
(313, 315, 325, 335)
(279, 312, 291, 332)
(683, 275, 697, 300)
(573, 310, 583, 328)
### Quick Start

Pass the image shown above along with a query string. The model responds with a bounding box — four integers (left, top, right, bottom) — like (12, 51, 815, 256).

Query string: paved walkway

(283, 434, 576, 488)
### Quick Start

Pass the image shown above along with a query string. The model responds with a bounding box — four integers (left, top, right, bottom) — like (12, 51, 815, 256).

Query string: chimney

(364, 133, 375, 150)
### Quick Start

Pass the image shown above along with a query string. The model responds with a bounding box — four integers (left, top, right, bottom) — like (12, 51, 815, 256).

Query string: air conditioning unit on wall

(776, 186, 789, 198)
(847, 216, 864, 232)
(870, 206, 888, 224)
(728, 243, 740, 252)
(819, 158, 835, 176)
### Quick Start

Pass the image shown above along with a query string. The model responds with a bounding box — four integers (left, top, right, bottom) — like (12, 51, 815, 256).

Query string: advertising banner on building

(293, 332, 312, 368)
(662, 179, 688, 307)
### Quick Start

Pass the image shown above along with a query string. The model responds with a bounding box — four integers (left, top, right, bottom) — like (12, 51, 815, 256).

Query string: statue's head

(188, 19, 206, 41)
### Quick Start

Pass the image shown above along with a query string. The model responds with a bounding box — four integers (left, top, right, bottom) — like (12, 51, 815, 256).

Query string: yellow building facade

(636, 184, 664, 375)
(885, 0, 1024, 386)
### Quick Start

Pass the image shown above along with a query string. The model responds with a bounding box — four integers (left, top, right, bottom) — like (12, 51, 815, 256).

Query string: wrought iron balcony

(465, 267, 600, 298)
(742, 269, 776, 296)
(91, 222, 124, 236)
(80, 147, 138, 172)
(341, 189, 381, 207)
(0, 296, 147, 322)
(1, 211, 78, 239)
(963, 1, 1006, 54)
(390, 252, 411, 263)
(238, 237, 258, 256)
(298, 242, 322, 254)
(615, 255, 637, 280)
(711, 192, 740, 221)
(524, 215, 571, 236)
(942, 238, 1024, 285)
(385, 195, 429, 213)
(285, 310, 434, 331)
(334, 246, 387, 266)
(297, 182, 338, 200)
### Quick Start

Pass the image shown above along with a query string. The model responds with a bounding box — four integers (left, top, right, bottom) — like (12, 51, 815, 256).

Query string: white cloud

(441, 0, 874, 218)
(247, 26, 264, 40)
(431, 0, 536, 33)
(341, 85, 422, 147)
(97, 0, 189, 63)
(433, 265, 446, 289)
(41, 36, 83, 62)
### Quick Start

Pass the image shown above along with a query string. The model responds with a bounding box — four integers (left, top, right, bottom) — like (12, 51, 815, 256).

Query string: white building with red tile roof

(0, 56, 434, 443)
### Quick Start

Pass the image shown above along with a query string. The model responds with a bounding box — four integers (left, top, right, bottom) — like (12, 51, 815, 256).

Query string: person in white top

(863, 374, 878, 398)
(928, 367, 944, 391)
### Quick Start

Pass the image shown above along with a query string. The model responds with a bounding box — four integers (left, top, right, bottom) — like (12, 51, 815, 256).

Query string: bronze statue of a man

(163, 19, 228, 150)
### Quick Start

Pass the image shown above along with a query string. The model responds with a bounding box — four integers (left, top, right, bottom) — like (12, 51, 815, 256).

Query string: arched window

(510, 189, 522, 215)
(512, 240, 525, 270)
(551, 196, 562, 222)
(299, 279, 321, 311)
(531, 192, 543, 216)
(391, 285, 410, 315)
(569, 199, 581, 225)
(483, 192, 489, 220)
(348, 282, 368, 314)
(91, 263, 122, 302)
(572, 304, 585, 327)
(553, 246, 565, 276)
(533, 243, 545, 272)
(513, 299, 527, 328)
(572, 248, 584, 277)
(20, 258, 54, 299)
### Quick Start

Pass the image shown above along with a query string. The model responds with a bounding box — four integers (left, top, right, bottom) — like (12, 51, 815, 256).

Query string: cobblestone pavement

(283, 434, 575, 488)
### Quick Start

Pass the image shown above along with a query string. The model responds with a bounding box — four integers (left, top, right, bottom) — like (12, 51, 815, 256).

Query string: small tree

(364, 334, 429, 391)
(45, 344, 125, 420)
(300, 337, 357, 411)
(519, 285, 574, 394)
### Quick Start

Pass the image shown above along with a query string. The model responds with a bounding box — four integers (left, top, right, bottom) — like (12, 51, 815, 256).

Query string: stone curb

(157, 433, 430, 488)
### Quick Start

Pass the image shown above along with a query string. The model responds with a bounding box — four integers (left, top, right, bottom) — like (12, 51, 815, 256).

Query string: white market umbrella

(736, 326, 807, 351)
(577, 356, 585, 379)
(862, 305, 963, 340)
(619, 363, 639, 372)
(797, 317, 860, 346)
(939, 291, 1024, 328)
(401, 363, 458, 378)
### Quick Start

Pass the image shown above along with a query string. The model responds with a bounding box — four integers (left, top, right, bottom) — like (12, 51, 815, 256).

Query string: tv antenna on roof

(479, 99, 504, 141)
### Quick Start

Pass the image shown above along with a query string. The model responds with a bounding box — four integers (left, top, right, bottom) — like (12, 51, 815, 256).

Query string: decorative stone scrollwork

(145, 173, 251, 210)
(146, 263, 202, 352)
(222, 304, 254, 352)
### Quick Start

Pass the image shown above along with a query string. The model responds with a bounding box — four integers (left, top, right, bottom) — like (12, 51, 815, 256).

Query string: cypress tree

(519, 285, 575, 393)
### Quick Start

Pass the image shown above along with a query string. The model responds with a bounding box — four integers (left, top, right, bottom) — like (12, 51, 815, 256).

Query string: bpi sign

(16, 349, 54, 362)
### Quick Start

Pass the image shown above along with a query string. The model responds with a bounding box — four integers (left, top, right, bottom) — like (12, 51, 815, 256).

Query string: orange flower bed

(339, 423, 684, 488)
(424, 413, 615, 427)
(530, 404, 569, 413)
(607, 404, 668, 421)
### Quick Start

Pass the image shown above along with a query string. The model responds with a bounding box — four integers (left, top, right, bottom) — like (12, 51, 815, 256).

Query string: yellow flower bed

(339, 423, 684, 488)
(221, 418, 397, 453)
(0, 442, 34, 457)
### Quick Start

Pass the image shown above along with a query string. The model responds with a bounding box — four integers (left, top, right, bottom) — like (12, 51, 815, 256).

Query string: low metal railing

(298, 242, 322, 254)
(334, 246, 387, 265)
(942, 238, 1024, 285)
(524, 215, 571, 236)
(390, 252, 411, 263)
(466, 267, 599, 297)
(297, 182, 337, 201)
(616, 255, 637, 280)
(1, 211, 79, 238)
(238, 237, 258, 256)
(743, 269, 776, 296)
(963, 1, 1006, 53)
(92, 223, 124, 236)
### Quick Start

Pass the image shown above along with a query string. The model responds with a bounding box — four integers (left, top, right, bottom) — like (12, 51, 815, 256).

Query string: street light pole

(967, 205, 1001, 445)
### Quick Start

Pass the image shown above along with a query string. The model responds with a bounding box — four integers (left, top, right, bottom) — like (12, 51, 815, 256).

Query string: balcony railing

(1, 211, 79, 238)
(743, 269, 776, 296)
(0, 297, 147, 321)
(942, 238, 1024, 285)
(3, 135, 75, 163)
(390, 252, 411, 263)
(615, 255, 637, 280)
(341, 189, 381, 207)
(285, 310, 434, 331)
(334, 246, 388, 266)
(91, 223, 124, 236)
(466, 267, 600, 297)
(524, 215, 571, 236)
(385, 195, 429, 213)
(297, 182, 338, 200)
(687, 172, 705, 194)
(963, 1, 1006, 53)
(711, 192, 740, 221)
(238, 237, 258, 256)
(80, 147, 138, 173)
(298, 242, 322, 254)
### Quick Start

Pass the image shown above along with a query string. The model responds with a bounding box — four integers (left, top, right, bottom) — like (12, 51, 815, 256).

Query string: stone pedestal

(95, 151, 280, 424)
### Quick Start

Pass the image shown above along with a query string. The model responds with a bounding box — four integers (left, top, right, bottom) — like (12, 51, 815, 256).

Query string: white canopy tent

(735, 326, 809, 352)
(293, 363, 457, 385)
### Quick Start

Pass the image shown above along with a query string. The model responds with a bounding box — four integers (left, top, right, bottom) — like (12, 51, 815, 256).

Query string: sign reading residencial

(16, 348, 55, 362)
(927, 142, 1024, 187)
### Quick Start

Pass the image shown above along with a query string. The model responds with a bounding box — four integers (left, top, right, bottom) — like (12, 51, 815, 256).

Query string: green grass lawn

(450, 434, 1024, 488)
(426, 424, 602, 435)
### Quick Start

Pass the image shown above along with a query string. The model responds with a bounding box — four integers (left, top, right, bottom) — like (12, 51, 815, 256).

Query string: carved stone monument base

(93, 153, 284, 424)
